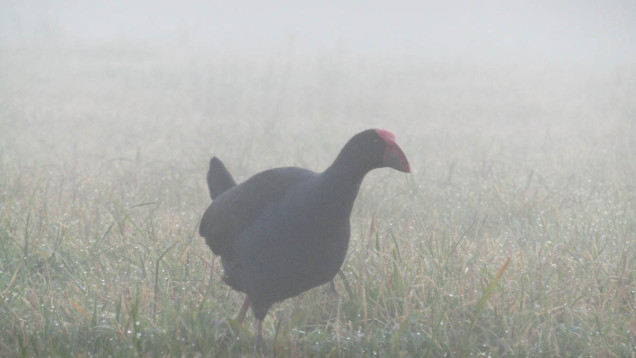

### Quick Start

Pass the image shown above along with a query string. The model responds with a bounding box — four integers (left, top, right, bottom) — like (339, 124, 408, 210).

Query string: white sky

(1, 0, 635, 65)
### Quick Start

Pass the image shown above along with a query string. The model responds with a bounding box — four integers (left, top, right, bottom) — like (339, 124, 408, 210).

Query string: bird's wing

(199, 167, 315, 256)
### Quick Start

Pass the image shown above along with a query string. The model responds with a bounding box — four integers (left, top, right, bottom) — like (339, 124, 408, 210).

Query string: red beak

(376, 129, 411, 173)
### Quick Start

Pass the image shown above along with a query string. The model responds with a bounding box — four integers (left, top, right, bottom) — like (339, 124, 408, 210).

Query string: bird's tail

(207, 157, 237, 200)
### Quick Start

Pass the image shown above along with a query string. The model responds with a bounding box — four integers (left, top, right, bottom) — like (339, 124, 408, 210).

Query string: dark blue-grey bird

(199, 129, 410, 339)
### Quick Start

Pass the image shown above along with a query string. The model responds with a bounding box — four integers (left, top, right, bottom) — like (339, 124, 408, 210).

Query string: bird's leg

(253, 318, 267, 355)
(209, 255, 216, 283)
(235, 296, 250, 324)
(328, 279, 339, 296)
(217, 296, 251, 342)
(256, 319, 263, 344)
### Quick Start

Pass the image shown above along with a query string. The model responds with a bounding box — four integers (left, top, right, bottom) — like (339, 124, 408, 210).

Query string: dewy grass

(1, 45, 635, 356)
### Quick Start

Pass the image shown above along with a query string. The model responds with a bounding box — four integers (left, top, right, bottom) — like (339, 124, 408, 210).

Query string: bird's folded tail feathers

(207, 156, 237, 200)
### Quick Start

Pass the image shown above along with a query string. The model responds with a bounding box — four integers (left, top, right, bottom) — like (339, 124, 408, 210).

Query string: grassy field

(1, 45, 635, 357)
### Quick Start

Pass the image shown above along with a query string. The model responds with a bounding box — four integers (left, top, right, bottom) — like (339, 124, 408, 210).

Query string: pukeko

(199, 129, 410, 340)
(206, 156, 341, 296)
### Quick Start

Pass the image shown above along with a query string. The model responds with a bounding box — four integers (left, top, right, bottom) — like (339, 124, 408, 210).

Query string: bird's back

(199, 166, 315, 258)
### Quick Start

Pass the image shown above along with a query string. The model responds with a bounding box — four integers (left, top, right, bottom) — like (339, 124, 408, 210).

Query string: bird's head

(334, 129, 410, 175)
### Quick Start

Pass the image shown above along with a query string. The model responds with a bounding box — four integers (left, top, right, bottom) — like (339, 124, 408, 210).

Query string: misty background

(1, 1, 635, 174)
(1, 0, 635, 66)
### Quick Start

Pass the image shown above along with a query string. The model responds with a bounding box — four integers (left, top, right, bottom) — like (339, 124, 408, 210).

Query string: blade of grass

(470, 256, 511, 332)
(153, 242, 178, 319)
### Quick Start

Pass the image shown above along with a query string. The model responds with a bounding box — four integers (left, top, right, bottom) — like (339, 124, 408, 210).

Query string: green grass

(1, 45, 635, 357)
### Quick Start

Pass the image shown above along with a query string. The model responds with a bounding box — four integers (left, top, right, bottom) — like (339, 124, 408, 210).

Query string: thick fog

(2, 0, 635, 66)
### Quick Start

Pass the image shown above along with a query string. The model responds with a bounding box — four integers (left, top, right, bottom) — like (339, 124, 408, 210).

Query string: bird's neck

(324, 153, 371, 185)
(319, 161, 369, 217)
